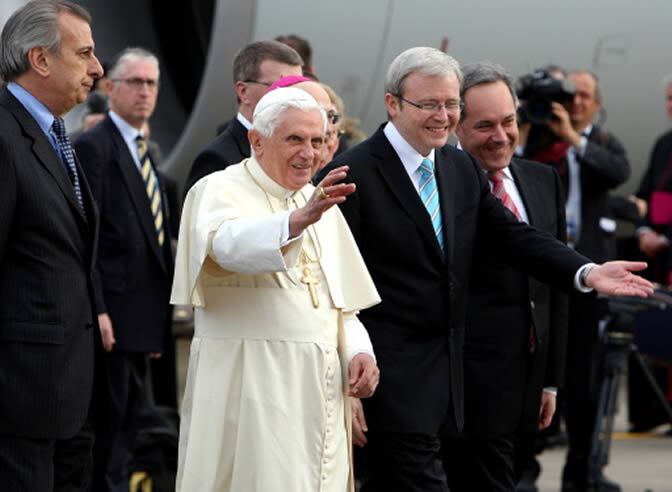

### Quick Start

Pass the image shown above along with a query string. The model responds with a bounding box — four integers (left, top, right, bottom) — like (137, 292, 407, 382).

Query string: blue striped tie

(418, 158, 444, 251)
(51, 116, 85, 215)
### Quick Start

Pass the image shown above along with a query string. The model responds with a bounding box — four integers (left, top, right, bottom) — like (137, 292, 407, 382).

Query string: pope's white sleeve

(211, 210, 302, 274)
(343, 312, 375, 364)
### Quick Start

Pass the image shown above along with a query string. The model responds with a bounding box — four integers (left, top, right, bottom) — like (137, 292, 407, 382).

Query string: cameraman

(518, 70, 630, 492)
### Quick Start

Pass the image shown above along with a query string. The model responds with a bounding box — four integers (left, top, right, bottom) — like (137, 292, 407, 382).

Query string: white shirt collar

(109, 110, 143, 143)
(237, 112, 253, 130)
(383, 121, 436, 175)
(456, 139, 515, 181)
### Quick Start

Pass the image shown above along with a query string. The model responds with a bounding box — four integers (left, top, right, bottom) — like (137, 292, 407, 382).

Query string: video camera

(516, 69, 576, 124)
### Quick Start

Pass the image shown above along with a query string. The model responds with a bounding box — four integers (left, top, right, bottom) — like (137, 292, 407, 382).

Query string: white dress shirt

(108, 110, 144, 171)
(384, 121, 436, 192)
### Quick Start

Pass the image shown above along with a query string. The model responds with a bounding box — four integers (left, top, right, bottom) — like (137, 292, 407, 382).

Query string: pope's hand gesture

(289, 165, 355, 238)
(585, 261, 653, 297)
(348, 353, 379, 399)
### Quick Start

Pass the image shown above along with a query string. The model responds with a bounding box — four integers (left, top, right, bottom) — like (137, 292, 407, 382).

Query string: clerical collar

(246, 156, 297, 199)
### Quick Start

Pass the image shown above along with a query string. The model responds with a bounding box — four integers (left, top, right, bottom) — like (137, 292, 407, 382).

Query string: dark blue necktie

(51, 116, 85, 214)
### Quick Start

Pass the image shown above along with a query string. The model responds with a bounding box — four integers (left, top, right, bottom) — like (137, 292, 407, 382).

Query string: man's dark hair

(275, 34, 312, 70)
(232, 40, 303, 85)
(460, 62, 517, 121)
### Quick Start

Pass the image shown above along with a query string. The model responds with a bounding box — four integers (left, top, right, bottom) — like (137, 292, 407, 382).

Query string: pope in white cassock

(171, 87, 381, 491)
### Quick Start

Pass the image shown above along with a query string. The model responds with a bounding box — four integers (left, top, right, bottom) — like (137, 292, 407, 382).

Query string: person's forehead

(403, 72, 459, 95)
(122, 59, 158, 76)
(570, 73, 597, 92)
(274, 108, 323, 132)
(464, 82, 515, 118)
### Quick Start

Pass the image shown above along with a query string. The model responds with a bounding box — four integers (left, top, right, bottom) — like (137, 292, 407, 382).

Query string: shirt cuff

(343, 315, 375, 364)
(280, 210, 303, 247)
(543, 387, 558, 395)
(636, 226, 653, 237)
(574, 262, 598, 293)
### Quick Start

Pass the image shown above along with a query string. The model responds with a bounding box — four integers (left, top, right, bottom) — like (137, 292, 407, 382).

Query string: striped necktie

(136, 136, 165, 246)
(51, 116, 85, 215)
(418, 158, 444, 251)
(488, 170, 521, 220)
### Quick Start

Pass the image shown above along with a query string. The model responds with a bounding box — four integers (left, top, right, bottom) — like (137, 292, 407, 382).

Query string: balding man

(441, 62, 568, 492)
(0, 1, 103, 489)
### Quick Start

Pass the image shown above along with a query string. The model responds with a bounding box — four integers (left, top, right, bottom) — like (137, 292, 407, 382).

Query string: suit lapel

(1, 89, 87, 224)
(372, 129, 444, 260)
(105, 118, 167, 272)
(510, 159, 540, 227)
(435, 146, 455, 266)
(231, 118, 251, 158)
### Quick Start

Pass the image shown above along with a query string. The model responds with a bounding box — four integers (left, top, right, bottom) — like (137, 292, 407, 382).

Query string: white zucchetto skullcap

(253, 87, 319, 120)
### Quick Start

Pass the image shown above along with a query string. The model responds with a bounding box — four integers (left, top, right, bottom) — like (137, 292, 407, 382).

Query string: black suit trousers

(0, 420, 94, 492)
(357, 432, 448, 492)
(563, 293, 606, 476)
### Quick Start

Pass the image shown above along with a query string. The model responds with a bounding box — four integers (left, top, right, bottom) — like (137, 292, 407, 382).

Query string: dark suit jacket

(461, 158, 569, 438)
(574, 126, 629, 262)
(184, 116, 250, 193)
(327, 126, 589, 435)
(0, 88, 98, 439)
(75, 115, 174, 353)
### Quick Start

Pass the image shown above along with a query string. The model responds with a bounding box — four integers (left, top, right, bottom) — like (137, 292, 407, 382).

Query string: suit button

(85, 322, 94, 330)
(448, 282, 455, 291)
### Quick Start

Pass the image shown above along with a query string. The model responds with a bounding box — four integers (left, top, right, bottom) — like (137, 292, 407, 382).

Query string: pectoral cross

(301, 266, 320, 308)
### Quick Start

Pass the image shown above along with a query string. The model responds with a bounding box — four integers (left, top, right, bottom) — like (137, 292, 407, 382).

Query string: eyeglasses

(326, 110, 341, 125)
(112, 77, 159, 90)
(244, 79, 272, 87)
(394, 95, 463, 113)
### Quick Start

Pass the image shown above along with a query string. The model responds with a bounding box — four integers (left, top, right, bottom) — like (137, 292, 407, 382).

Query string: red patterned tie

(489, 170, 536, 351)
(488, 170, 521, 221)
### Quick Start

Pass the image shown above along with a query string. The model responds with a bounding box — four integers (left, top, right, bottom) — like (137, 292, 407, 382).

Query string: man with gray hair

(172, 87, 380, 491)
(184, 40, 303, 192)
(323, 47, 651, 491)
(440, 62, 568, 491)
(74, 46, 176, 491)
(0, 0, 103, 489)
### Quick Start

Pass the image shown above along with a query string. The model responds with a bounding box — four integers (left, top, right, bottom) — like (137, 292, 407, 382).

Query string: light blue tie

(418, 158, 444, 251)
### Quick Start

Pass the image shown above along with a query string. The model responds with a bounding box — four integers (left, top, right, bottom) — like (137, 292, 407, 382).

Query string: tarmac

(176, 337, 672, 492)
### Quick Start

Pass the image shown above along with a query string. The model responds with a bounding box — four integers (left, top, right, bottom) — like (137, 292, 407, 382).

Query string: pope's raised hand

(289, 165, 355, 238)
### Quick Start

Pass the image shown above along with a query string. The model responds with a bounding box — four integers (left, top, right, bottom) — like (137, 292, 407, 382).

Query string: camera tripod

(588, 294, 672, 488)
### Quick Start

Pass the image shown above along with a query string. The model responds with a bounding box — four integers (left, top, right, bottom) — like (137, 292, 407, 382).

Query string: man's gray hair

(0, 0, 91, 82)
(253, 89, 327, 138)
(385, 47, 462, 95)
(108, 47, 160, 80)
(460, 62, 518, 121)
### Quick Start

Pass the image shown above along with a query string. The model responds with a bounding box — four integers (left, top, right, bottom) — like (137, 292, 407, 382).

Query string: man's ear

(248, 129, 264, 157)
(384, 92, 400, 119)
(235, 81, 250, 105)
(28, 46, 51, 78)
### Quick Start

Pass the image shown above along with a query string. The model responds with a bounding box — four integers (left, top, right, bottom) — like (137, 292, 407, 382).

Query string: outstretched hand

(585, 261, 653, 298)
(288, 165, 355, 238)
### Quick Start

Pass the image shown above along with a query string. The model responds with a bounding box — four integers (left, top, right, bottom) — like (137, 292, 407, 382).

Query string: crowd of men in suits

(0, 1, 662, 492)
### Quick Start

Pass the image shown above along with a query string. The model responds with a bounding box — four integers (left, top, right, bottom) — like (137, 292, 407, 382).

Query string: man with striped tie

(322, 47, 652, 491)
(441, 62, 568, 492)
(74, 47, 175, 492)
